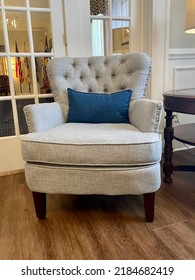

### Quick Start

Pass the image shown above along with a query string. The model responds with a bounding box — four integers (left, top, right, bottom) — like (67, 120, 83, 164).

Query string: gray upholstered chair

(21, 53, 162, 222)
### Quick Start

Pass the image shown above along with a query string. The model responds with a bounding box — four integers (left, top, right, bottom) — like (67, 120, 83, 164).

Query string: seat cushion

(21, 123, 162, 167)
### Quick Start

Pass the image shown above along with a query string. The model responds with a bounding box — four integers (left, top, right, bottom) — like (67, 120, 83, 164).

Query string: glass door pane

(6, 11, 29, 53)
(31, 12, 52, 52)
(91, 19, 105, 56)
(0, 100, 15, 137)
(35, 56, 51, 94)
(90, 0, 108, 16)
(112, 20, 130, 54)
(0, 57, 10, 96)
(30, 0, 49, 8)
(0, 12, 5, 49)
(12, 55, 33, 95)
(4, 0, 26, 7)
(111, 0, 129, 16)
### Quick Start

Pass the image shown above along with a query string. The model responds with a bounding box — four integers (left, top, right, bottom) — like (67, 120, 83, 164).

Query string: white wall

(170, 0, 195, 48)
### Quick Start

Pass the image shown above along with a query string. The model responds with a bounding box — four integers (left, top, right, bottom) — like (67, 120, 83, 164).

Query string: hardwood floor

(0, 149, 195, 260)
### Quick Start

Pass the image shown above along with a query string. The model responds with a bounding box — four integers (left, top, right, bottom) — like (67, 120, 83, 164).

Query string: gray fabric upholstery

(47, 53, 152, 119)
(24, 102, 65, 133)
(21, 53, 163, 219)
(25, 163, 161, 195)
(130, 99, 162, 132)
(22, 123, 162, 166)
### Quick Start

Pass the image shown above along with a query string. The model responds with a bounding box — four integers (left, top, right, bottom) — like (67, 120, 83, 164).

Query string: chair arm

(129, 99, 163, 132)
(23, 102, 65, 133)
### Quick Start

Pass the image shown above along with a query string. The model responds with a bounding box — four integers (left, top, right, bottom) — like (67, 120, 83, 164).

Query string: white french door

(90, 0, 131, 56)
(0, 0, 66, 173)
(64, 0, 143, 58)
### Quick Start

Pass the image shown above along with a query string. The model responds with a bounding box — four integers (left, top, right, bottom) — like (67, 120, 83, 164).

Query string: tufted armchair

(21, 53, 162, 222)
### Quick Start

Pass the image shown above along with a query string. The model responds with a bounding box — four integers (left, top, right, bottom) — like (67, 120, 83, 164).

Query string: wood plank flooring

(0, 149, 195, 260)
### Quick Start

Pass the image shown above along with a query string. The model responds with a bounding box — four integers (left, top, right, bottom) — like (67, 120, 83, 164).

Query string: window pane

(39, 97, 54, 103)
(0, 73, 10, 96)
(0, 13, 5, 48)
(112, 19, 129, 29)
(4, 0, 26, 7)
(112, 20, 130, 54)
(35, 56, 51, 94)
(12, 56, 33, 96)
(31, 12, 52, 52)
(16, 99, 34, 134)
(91, 19, 105, 56)
(0, 100, 15, 137)
(30, 0, 49, 8)
(0, 57, 10, 97)
(90, 0, 108, 16)
(112, 0, 129, 17)
(6, 11, 29, 53)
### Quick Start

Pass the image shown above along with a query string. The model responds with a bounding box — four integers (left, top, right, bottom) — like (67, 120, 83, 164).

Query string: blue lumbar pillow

(67, 88, 132, 123)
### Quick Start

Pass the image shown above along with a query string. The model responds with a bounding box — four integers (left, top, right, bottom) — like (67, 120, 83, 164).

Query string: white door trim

(150, 0, 170, 101)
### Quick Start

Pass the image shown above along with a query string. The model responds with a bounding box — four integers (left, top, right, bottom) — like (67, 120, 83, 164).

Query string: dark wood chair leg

(32, 192, 46, 219)
(143, 192, 155, 222)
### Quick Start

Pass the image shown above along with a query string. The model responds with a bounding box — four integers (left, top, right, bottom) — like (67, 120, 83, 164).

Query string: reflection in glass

(39, 97, 54, 103)
(31, 12, 52, 52)
(35, 56, 51, 94)
(30, 0, 49, 8)
(6, 11, 29, 53)
(0, 56, 8, 76)
(112, 20, 129, 54)
(91, 19, 105, 56)
(0, 13, 5, 49)
(0, 57, 10, 97)
(16, 99, 34, 134)
(4, 0, 26, 7)
(0, 73, 10, 96)
(0, 100, 15, 137)
(12, 56, 32, 95)
(90, 0, 108, 16)
(112, 0, 129, 17)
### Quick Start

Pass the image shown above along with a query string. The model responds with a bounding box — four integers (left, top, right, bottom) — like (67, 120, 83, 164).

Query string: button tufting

(129, 72, 133, 76)
(104, 89, 108, 93)
(96, 75, 100, 80)
(88, 88, 92, 92)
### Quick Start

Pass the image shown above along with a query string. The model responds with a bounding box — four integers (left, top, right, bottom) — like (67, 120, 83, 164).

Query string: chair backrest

(47, 53, 151, 115)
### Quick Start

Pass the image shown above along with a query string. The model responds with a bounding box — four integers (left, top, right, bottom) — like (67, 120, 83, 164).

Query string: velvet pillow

(67, 88, 132, 123)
